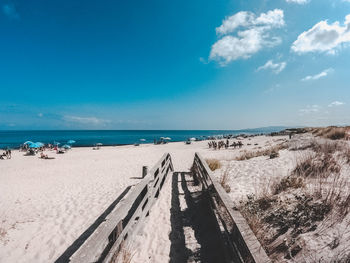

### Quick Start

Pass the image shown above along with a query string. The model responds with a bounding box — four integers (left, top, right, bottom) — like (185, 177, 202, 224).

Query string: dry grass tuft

(311, 126, 349, 140)
(236, 143, 287, 161)
(328, 128, 347, 140)
(206, 158, 222, 171)
(239, 193, 332, 260)
(220, 167, 231, 193)
(342, 145, 350, 164)
(310, 140, 344, 154)
(271, 176, 304, 195)
(238, 136, 350, 261)
(312, 173, 350, 222)
(292, 151, 340, 179)
(239, 193, 332, 259)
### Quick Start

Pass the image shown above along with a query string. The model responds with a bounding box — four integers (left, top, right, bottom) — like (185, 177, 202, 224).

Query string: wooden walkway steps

(169, 172, 236, 262)
(58, 153, 270, 263)
(192, 153, 270, 263)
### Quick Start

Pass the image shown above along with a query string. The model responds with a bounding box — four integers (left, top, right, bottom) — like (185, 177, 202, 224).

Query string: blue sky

(0, 0, 349, 130)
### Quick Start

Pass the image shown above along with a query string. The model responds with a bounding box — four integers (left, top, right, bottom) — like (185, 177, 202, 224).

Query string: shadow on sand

(169, 172, 229, 263)
(55, 186, 132, 263)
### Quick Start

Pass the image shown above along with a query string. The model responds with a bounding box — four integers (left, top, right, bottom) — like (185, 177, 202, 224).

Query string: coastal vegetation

(235, 143, 288, 161)
(206, 158, 222, 171)
(236, 135, 350, 262)
(309, 126, 350, 140)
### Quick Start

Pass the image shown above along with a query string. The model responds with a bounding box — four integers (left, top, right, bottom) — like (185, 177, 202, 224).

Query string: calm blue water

(0, 128, 286, 149)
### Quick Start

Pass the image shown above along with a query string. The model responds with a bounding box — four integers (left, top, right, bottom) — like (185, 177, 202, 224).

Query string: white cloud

(328, 101, 345, 107)
(38, 113, 43, 117)
(301, 68, 333, 81)
(257, 60, 286, 74)
(63, 115, 111, 125)
(286, 0, 309, 4)
(292, 14, 350, 54)
(299, 105, 320, 114)
(210, 9, 285, 65)
(2, 4, 19, 20)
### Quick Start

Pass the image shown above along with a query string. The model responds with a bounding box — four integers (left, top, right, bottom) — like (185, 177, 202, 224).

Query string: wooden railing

(69, 153, 173, 263)
(192, 153, 271, 263)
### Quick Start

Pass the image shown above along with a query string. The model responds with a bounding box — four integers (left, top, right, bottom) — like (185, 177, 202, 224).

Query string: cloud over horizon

(292, 14, 350, 54)
(299, 105, 320, 115)
(63, 115, 111, 126)
(286, 0, 309, 4)
(210, 9, 285, 65)
(301, 68, 333, 81)
(257, 60, 286, 74)
(328, 101, 345, 107)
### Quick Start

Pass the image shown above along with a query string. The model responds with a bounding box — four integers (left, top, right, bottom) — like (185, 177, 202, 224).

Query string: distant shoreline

(0, 127, 289, 149)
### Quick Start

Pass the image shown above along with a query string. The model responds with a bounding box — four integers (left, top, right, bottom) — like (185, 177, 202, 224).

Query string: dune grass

(206, 158, 221, 171)
(238, 138, 350, 261)
(219, 167, 231, 193)
(310, 126, 349, 140)
(235, 143, 288, 161)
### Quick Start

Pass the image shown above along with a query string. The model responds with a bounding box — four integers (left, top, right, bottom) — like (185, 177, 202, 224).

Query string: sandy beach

(0, 135, 288, 262)
(1, 132, 349, 262)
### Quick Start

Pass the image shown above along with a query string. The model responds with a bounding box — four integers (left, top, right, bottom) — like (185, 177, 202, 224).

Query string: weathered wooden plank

(70, 153, 173, 263)
(193, 153, 271, 263)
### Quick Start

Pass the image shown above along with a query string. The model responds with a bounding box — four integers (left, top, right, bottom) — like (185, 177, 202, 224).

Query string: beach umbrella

(28, 143, 40, 148)
(62, 144, 71, 149)
(140, 139, 146, 141)
(163, 137, 171, 140)
(190, 137, 196, 141)
(36, 142, 44, 147)
(96, 143, 103, 146)
(67, 140, 76, 144)
(23, 141, 34, 145)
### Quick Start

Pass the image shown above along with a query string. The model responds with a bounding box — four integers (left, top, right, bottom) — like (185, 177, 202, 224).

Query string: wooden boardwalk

(57, 153, 270, 263)
(169, 172, 234, 262)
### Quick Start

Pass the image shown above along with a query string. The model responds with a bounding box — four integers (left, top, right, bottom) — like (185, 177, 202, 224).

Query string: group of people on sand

(20, 144, 56, 152)
(208, 139, 243, 150)
(0, 149, 12, 159)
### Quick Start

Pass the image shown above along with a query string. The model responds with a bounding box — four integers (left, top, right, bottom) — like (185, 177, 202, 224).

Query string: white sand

(0, 135, 288, 262)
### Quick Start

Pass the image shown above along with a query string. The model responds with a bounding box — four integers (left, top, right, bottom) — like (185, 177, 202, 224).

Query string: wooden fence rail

(69, 153, 173, 263)
(192, 153, 271, 263)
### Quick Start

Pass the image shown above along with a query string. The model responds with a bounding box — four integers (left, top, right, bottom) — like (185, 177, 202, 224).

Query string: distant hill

(236, 126, 300, 134)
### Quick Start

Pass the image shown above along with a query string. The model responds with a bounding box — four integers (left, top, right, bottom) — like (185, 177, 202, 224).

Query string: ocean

(0, 127, 286, 149)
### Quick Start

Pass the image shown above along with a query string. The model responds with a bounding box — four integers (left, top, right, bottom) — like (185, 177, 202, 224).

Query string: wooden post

(142, 166, 148, 178)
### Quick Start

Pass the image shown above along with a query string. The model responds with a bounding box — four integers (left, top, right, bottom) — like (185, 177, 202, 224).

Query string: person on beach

(6, 149, 11, 159)
(0, 152, 6, 159)
(40, 152, 48, 159)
